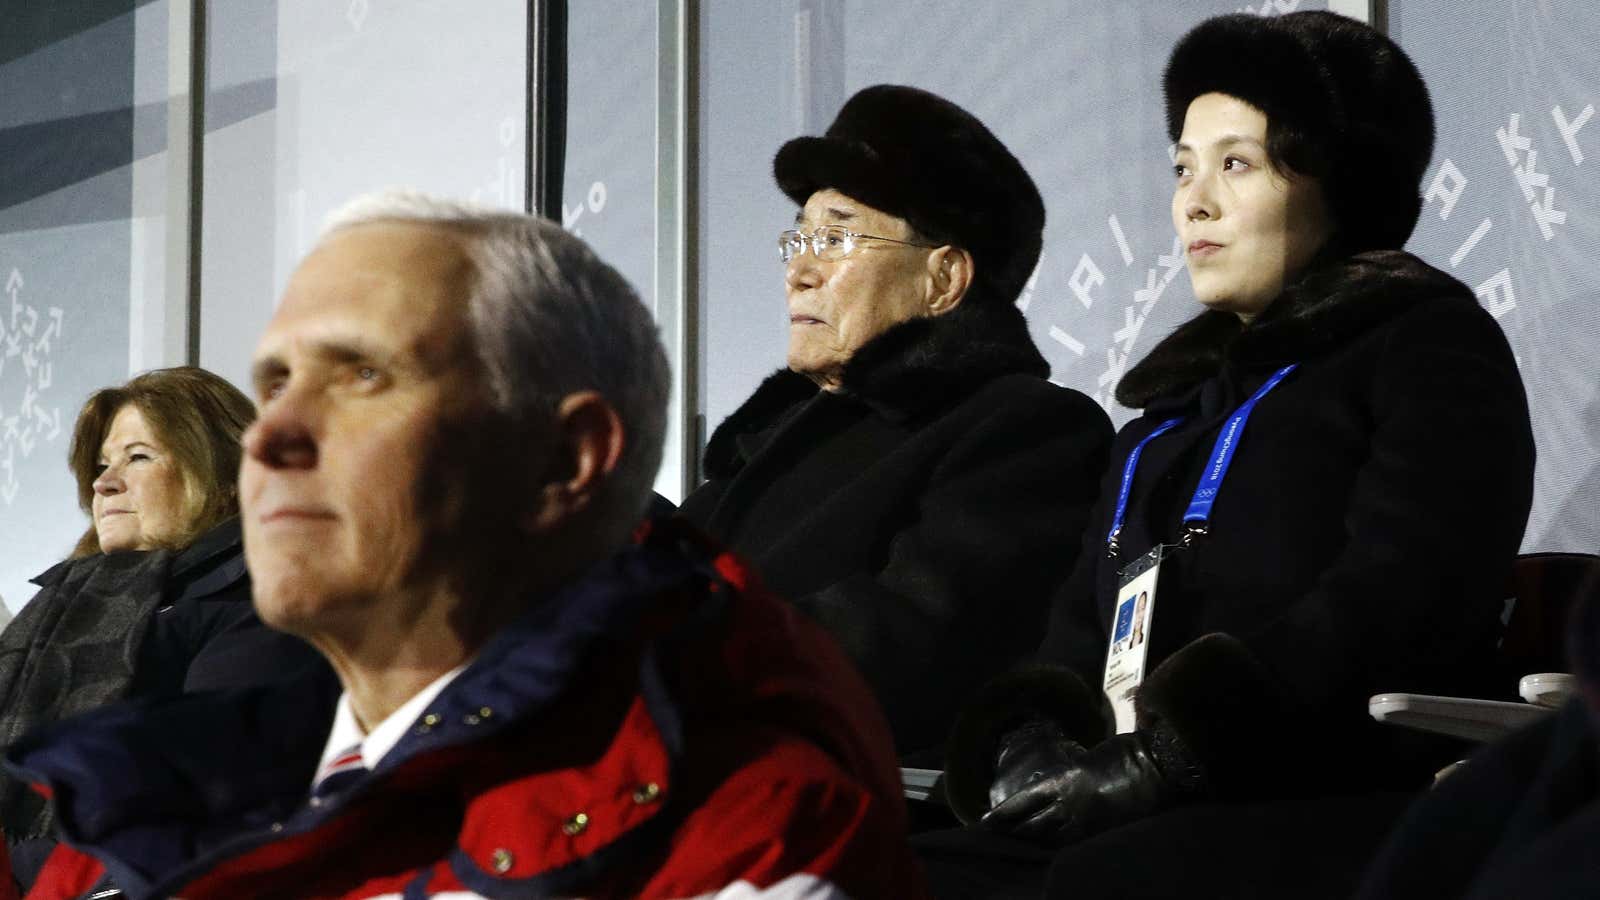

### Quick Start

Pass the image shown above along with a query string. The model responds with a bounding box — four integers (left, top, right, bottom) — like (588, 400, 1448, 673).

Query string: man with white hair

(8, 191, 923, 899)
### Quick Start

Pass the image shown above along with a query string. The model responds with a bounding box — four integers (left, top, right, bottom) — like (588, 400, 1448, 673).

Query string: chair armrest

(1518, 673, 1574, 709)
(1368, 692, 1555, 743)
(902, 767, 944, 803)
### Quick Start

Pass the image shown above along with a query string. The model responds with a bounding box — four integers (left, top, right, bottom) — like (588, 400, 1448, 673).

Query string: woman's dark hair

(1263, 115, 1329, 185)
(66, 366, 255, 557)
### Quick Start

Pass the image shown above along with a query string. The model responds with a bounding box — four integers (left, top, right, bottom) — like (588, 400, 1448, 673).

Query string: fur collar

(1116, 250, 1472, 409)
(703, 304, 1047, 478)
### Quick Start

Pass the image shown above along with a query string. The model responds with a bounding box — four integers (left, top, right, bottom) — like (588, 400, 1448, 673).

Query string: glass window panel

(199, 0, 528, 393)
(563, 1, 656, 312)
(0, 2, 173, 614)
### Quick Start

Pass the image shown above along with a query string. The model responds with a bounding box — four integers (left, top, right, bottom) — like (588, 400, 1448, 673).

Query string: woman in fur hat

(939, 11, 1536, 896)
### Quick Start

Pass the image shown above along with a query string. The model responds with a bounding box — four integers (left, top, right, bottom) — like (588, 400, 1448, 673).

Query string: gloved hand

(986, 718, 1086, 812)
(980, 729, 1183, 845)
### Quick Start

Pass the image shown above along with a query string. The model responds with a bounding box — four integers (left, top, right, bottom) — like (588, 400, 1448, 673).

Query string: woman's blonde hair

(66, 366, 255, 557)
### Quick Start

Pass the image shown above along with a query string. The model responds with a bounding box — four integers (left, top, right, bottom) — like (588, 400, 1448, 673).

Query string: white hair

(321, 189, 669, 544)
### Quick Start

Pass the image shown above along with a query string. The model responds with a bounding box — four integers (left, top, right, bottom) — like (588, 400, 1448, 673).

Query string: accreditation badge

(1103, 545, 1165, 734)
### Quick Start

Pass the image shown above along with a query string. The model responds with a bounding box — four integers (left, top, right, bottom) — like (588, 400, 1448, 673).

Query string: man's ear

(927, 246, 975, 316)
(526, 391, 626, 534)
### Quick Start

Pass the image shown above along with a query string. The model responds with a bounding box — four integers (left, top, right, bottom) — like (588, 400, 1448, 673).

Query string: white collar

(314, 659, 472, 786)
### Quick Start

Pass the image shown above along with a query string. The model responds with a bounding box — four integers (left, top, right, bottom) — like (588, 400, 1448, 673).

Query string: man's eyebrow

(315, 337, 392, 366)
(250, 355, 287, 391)
(249, 338, 397, 390)
(794, 206, 860, 226)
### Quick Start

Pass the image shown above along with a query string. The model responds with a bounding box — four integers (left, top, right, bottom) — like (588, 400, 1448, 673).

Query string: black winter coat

(130, 518, 331, 696)
(1359, 567, 1600, 900)
(946, 251, 1535, 813)
(1355, 699, 1600, 900)
(0, 519, 330, 852)
(680, 306, 1113, 762)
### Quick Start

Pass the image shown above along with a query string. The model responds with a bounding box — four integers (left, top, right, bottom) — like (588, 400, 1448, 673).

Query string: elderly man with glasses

(680, 85, 1114, 769)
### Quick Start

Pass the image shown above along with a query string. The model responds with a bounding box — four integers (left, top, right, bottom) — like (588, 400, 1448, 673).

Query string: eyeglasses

(777, 225, 940, 263)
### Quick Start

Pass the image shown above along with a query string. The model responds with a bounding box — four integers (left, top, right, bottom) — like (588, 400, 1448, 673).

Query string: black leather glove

(985, 718, 1086, 812)
(980, 729, 1189, 845)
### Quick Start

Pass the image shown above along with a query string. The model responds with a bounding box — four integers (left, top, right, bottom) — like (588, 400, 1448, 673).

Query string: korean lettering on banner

(1422, 101, 1592, 322)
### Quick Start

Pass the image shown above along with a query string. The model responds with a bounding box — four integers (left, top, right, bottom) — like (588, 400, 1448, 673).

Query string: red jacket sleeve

(24, 843, 103, 900)
(628, 737, 927, 899)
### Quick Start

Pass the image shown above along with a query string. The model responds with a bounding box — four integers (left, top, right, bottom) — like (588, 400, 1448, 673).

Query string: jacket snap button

(563, 812, 590, 836)
(491, 848, 514, 874)
(632, 782, 661, 804)
(416, 712, 441, 734)
(463, 714, 481, 726)
(478, 706, 494, 718)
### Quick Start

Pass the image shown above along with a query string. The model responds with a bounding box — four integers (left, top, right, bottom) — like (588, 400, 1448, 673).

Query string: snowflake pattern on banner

(1237, 0, 1301, 16)
(0, 267, 66, 506)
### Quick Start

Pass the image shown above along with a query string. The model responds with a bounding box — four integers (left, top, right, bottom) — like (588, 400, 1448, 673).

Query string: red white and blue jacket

(7, 522, 926, 899)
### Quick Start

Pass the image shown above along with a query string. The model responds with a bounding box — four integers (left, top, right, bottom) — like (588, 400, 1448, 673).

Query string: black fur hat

(1163, 11, 1434, 252)
(773, 84, 1045, 308)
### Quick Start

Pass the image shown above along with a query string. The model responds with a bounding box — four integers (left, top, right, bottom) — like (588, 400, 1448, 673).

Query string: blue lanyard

(1105, 418, 1183, 558)
(1106, 364, 1297, 558)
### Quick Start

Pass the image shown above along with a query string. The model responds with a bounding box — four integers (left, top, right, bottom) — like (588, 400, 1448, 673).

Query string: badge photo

(1104, 547, 1161, 733)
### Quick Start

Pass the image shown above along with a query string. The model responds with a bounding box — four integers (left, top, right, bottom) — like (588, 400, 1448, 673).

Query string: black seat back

(1501, 552, 1600, 676)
